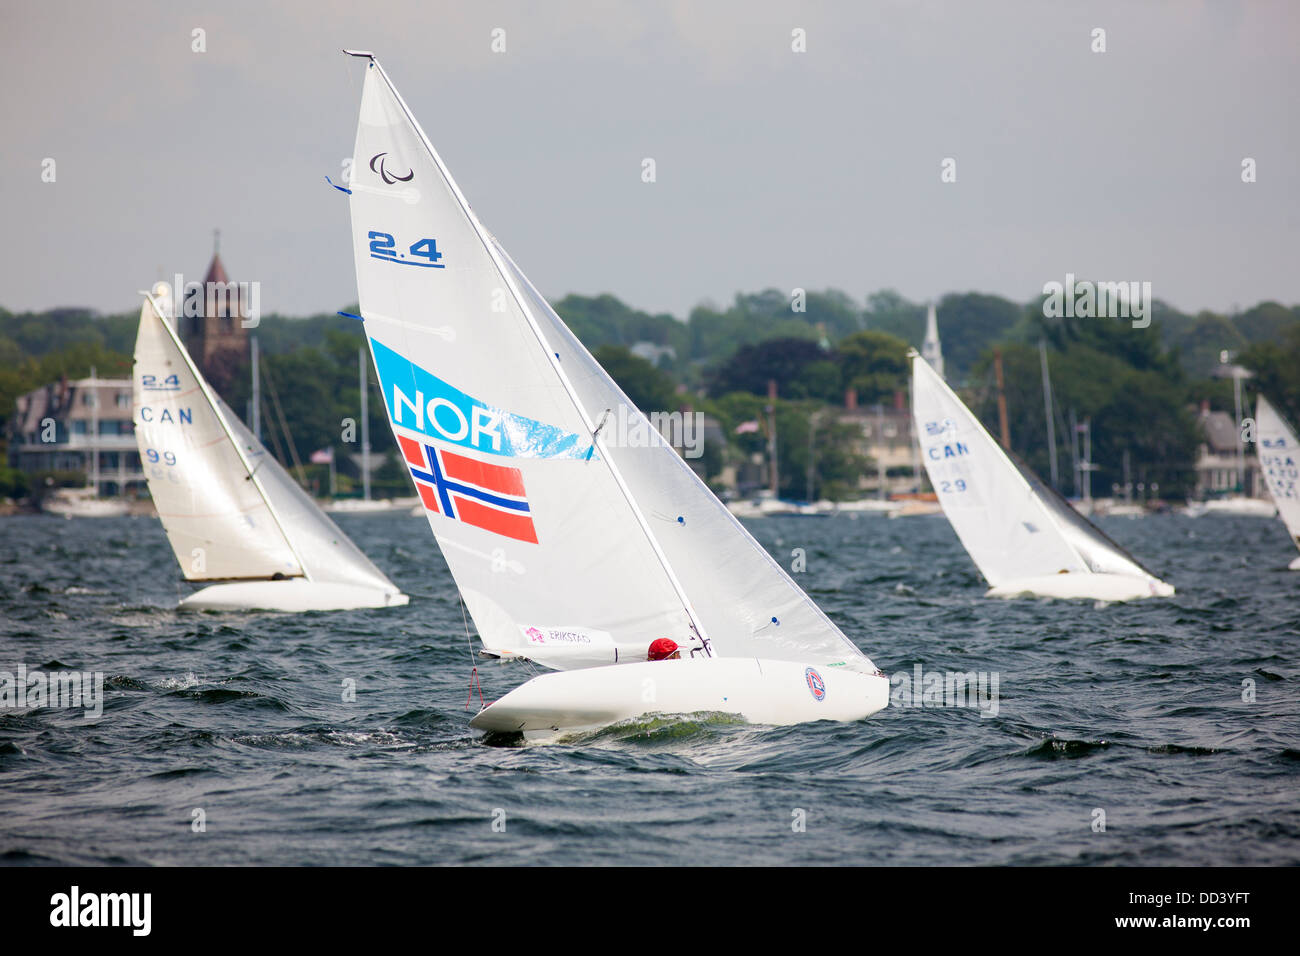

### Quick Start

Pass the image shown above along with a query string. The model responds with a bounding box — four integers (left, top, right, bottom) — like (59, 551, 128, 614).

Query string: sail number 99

(145, 448, 177, 466)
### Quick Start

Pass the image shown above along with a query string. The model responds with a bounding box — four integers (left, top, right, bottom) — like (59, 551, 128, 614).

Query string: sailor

(646, 638, 681, 661)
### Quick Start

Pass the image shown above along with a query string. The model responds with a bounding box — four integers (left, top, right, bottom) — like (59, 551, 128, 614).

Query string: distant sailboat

(1254, 395, 1300, 569)
(133, 283, 409, 612)
(910, 352, 1173, 601)
(341, 52, 888, 736)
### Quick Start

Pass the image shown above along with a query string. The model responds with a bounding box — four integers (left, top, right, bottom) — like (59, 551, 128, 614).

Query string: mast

(1070, 409, 1081, 499)
(89, 365, 99, 496)
(1122, 448, 1132, 504)
(356, 53, 714, 650)
(993, 347, 1011, 451)
(1083, 418, 1093, 506)
(1039, 341, 1059, 488)
(1232, 364, 1246, 493)
(805, 410, 816, 502)
(874, 402, 886, 500)
(359, 346, 371, 502)
(766, 378, 779, 498)
(250, 336, 261, 442)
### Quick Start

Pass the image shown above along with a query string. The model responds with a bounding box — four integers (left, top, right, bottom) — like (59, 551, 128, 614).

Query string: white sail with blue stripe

(1255, 395, 1300, 569)
(342, 53, 888, 733)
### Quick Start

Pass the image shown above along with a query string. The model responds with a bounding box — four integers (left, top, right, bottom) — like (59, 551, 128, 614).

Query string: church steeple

(181, 228, 248, 396)
(922, 301, 944, 380)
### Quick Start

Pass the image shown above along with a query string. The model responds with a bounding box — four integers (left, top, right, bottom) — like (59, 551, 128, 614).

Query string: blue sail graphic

(369, 338, 593, 460)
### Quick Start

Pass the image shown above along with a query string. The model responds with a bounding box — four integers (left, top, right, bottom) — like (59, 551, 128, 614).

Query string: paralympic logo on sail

(370, 338, 594, 460)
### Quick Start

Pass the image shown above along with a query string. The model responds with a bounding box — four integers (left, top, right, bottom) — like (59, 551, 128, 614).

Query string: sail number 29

(939, 479, 967, 493)
(368, 231, 445, 269)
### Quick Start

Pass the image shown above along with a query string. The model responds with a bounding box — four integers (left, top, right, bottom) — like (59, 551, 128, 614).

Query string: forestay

(345, 55, 873, 673)
(133, 290, 302, 581)
(1255, 395, 1300, 551)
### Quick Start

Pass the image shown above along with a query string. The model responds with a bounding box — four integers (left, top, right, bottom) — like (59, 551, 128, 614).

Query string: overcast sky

(2, 0, 1297, 320)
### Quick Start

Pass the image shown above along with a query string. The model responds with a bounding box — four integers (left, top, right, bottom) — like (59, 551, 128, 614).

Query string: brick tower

(183, 231, 248, 396)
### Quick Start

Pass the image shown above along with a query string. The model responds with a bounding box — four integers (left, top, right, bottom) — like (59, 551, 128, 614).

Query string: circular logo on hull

(805, 667, 826, 701)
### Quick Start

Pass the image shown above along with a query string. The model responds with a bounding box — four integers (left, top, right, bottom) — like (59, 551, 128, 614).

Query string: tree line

(3, 288, 1298, 501)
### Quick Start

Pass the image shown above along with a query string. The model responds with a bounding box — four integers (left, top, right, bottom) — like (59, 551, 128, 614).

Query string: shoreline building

(1194, 401, 1263, 498)
(5, 240, 247, 499)
(7, 374, 143, 497)
(839, 388, 919, 497)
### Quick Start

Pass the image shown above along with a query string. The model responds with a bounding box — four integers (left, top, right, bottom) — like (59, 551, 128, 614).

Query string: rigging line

(260, 356, 309, 488)
(457, 590, 475, 667)
(255, 362, 291, 477)
(458, 592, 487, 711)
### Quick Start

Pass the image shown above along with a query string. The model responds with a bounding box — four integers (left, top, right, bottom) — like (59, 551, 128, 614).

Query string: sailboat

(1254, 395, 1300, 569)
(910, 352, 1174, 601)
(132, 283, 409, 612)
(340, 51, 888, 736)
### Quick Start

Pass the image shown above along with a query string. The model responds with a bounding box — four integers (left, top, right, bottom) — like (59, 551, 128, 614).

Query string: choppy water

(1, 510, 1297, 866)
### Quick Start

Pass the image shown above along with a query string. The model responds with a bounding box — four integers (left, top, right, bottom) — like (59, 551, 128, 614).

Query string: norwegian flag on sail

(399, 435, 538, 544)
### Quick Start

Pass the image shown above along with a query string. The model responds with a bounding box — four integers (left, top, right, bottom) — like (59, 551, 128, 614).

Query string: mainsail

(910, 352, 1154, 587)
(134, 289, 303, 581)
(134, 287, 403, 597)
(345, 54, 873, 672)
(1255, 395, 1300, 552)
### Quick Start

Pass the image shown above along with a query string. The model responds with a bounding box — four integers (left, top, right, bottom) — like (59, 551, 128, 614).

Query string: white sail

(1255, 395, 1300, 557)
(133, 289, 303, 581)
(910, 353, 1170, 597)
(219, 397, 404, 594)
(345, 56, 874, 672)
(134, 287, 406, 603)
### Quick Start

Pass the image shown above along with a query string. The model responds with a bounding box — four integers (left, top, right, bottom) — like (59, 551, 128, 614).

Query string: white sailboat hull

(985, 573, 1174, 602)
(1288, 556, 1300, 571)
(180, 579, 410, 612)
(469, 658, 890, 735)
(1202, 497, 1277, 518)
(43, 490, 130, 518)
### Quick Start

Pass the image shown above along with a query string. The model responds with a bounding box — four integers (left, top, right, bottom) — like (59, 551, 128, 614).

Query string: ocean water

(1, 510, 1297, 866)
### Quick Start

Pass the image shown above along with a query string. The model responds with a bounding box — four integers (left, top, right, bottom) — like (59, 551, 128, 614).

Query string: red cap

(647, 638, 680, 661)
